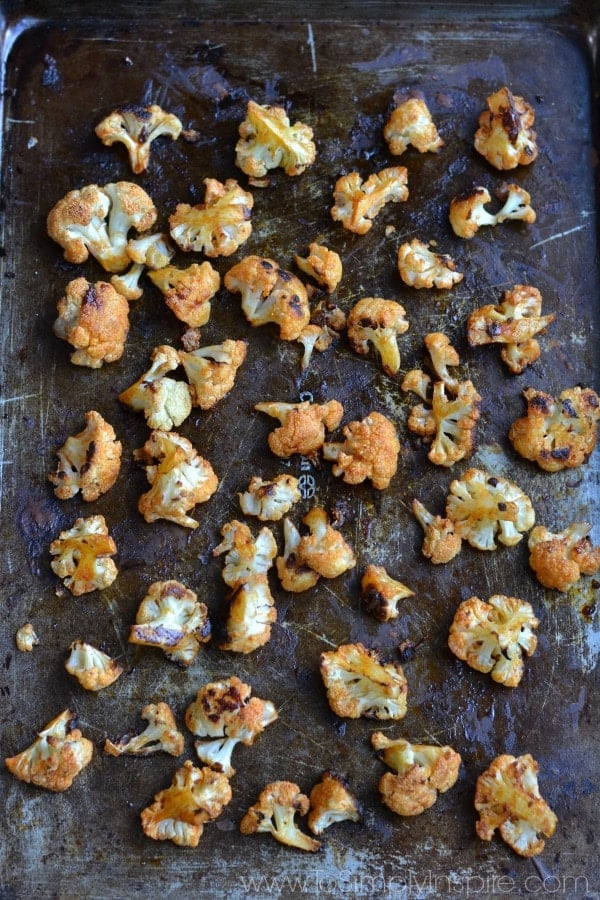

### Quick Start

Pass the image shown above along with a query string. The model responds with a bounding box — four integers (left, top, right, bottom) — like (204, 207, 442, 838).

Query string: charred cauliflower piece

(383, 97, 444, 156)
(294, 242, 343, 293)
(105, 702, 185, 757)
(95, 103, 182, 173)
(141, 760, 232, 847)
(528, 522, 600, 591)
(240, 781, 321, 852)
(331, 167, 409, 234)
(449, 184, 535, 239)
(308, 772, 362, 835)
(448, 595, 539, 687)
(323, 410, 400, 489)
(412, 498, 462, 564)
(361, 564, 414, 621)
(5, 710, 93, 792)
(397, 238, 463, 290)
(225, 255, 310, 340)
(169, 177, 253, 256)
(64, 640, 123, 691)
(508, 386, 600, 472)
(179, 339, 247, 409)
(149, 261, 220, 328)
(129, 579, 211, 666)
(296, 506, 356, 580)
(372, 732, 461, 816)
(239, 474, 301, 521)
(320, 642, 407, 720)
(118, 344, 192, 431)
(235, 100, 316, 179)
(54, 277, 129, 369)
(475, 754, 557, 857)
(49, 410, 121, 501)
(49, 514, 118, 596)
(474, 87, 538, 170)
(276, 517, 321, 593)
(255, 398, 344, 460)
(347, 297, 409, 376)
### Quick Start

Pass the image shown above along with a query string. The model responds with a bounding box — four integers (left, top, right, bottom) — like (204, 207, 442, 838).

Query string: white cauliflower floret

(296, 506, 356, 579)
(276, 517, 321, 593)
(15, 623, 39, 652)
(5, 710, 93, 792)
(213, 519, 278, 587)
(239, 474, 301, 521)
(320, 642, 407, 720)
(49, 410, 122, 501)
(255, 398, 344, 460)
(412, 499, 462, 564)
(397, 238, 463, 290)
(308, 772, 362, 835)
(101, 181, 159, 270)
(445, 468, 535, 551)
(240, 781, 321, 852)
(105, 702, 185, 757)
(49, 514, 118, 596)
(149, 262, 220, 328)
(528, 522, 600, 591)
(219, 576, 277, 654)
(448, 595, 539, 687)
(403, 378, 481, 467)
(449, 184, 536, 239)
(235, 100, 316, 178)
(225, 255, 310, 341)
(179, 339, 247, 409)
(475, 754, 557, 857)
(169, 177, 253, 256)
(383, 97, 444, 155)
(331, 167, 409, 234)
(95, 103, 182, 173)
(346, 297, 409, 376)
(64, 640, 123, 691)
(323, 411, 400, 489)
(294, 242, 342, 293)
(53, 277, 130, 368)
(361, 564, 414, 622)
(119, 345, 192, 431)
(474, 87, 538, 170)
(128, 579, 211, 666)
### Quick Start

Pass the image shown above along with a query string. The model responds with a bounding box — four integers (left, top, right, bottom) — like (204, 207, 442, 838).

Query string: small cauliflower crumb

(16, 623, 39, 652)
(331, 167, 409, 234)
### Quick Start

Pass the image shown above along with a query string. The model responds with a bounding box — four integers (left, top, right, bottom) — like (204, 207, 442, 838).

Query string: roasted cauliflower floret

(294, 242, 343, 293)
(15, 623, 39, 652)
(346, 297, 409, 376)
(508, 386, 600, 472)
(220, 576, 277, 654)
(474, 754, 557, 857)
(528, 522, 600, 591)
(474, 87, 538, 170)
(323, 410, 400, 489)
(276, 516, 321, 593)
(169, 178, 253, 256)
(141, 760, 232, 848)
(239, 474, 301, 521)
(129, 579, 211, 666)
(308, 772, 362, 835)
(64, 640, 123, 691)
(213, 519, 278, 587)
(403, 378, 481, 467)
(185, 676, 278, 776)
(412, 499, 462, 564)
(95, 103, 182, 174)
(448, 595, 539, 687)
(49, 410, 122, 501)
(255, 398, 344, 460)
(240, 781, 321, 852)
(235, 100, 316, 178)
(331, 167, 409, 234)
(295, 506, 356, 580)
(361, 564, 414, 622)
(397, 238, 463, 290)
(149, 261, 220, 328)
(320, 642, 407, 720)
(5, 710, 93, 792)
(119, 345, 192, 431)
(179, 339, 247, 409)
(383, 97, 444, 156)
(49, 514, 118, 596)
(225, 255, 310, 340)
(445, 468, 535, 551)
(111, 232, 174, 302)
(53, 277, 129, 368)
(105, 702, 185, 757)
(372, 732, 461, 816)
(449, 184, 536, 239)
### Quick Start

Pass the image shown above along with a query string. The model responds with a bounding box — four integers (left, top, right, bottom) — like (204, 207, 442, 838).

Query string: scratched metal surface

(0, 3, 598, 898)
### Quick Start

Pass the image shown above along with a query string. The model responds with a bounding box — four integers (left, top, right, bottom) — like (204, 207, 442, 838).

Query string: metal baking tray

(1, 2, 598, 897)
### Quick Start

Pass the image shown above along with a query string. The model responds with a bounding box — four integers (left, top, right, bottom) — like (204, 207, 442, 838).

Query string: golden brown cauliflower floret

(255, 398, 344, 460)
(49, 514, 118, 596)
(149, 262, 220, 328)
(361, 564, 414, 622)
(95, 103, 182, 174)
(235, 100, 316, 179)
(449, 184, 536, 239)
(276, 517, 321, 593)
(179, 339, 247, 409)
(129, 579, 211, 666)
(111, 231, 175, 302)
(331, 167, 409, 235)
(403, 377, 481, 467)
(323, 410, 400, 489)
(412, 498, 462, 564)
(5, 710, 93, 792)
(64, 640, 123, 691)
(528, 522, 600, 591)
(49, 410, 122, 501)
(294, 242, 343, 293)
(169, 178, 253, 256)
(448, 595, 539, 687)
(508, 386, 600, 472)
(213, 519, 278, 588)
(15, 623, 39, 652)
(474, 87, 538, 170)
(397, 238, 463, 290)
(296, 506, 356, 580)
(347, 297, 409, 376)
(383, 97, 444, 156)
(240, 781, 321, 852)
(105, 702, 185, 757)
(141, 760, 232, 848)
(239, 474, 301, 521)
(225, 255, 310, 341)
(372, 732, 461, 817)
(320, 642, 407, 720)
(53, 277, 129, 369)
(474, 754, 557, 857)
(307, 772, 362, 835)
(119, 345, 192, 431)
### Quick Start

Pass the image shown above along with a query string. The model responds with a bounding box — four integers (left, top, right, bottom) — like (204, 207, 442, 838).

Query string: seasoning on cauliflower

(412, 499, 462, 564)
(346, 297, 409, 376)
(53, 277, 129, 369)
(148, 261, 220, 328)
(508, 386, 600, 472)
(361, 564, 414, 622)
(449, 183, 536, 239)
(276, 517, 321, 593)
(255, 398, 344, 461)
(467, 285, 554, 374)
(445, 468, 535, 551)
(474, 754, 557, 857)
(225, 255, 310, 340)
(64, 640, 124, 691)
(49, 410, 122, 501)
(474, 87, 538, 170)
(383, 97, 444, 156)
(141, 760, 232, 847)
(213, 519, 278, 587)
(118, 345, 192, 431)
(185, 676, 278, 776)
(179, 339, 247, 409)
(235, 100, 316, 179)
(5, 710, 93, 792)
(397, 238, 463, 290)
(129, 580, 211, 666)
(240, 781, 321, 852)
(320, 642, 408, 720)
(49, 514, 118, 596)
(239, 474, 301, 521)
(307, 771, 362, 835)
(111, 232, 174, 302)
(15, 623, 39, 652)
(169, 177, 253, 256)
(295, 506, 356, 580)
(323, 410, 400, 489)
(528, 522, 600, 591)
(330, 167, 409, 234)
(371, 732, 461, 816)
(104, 702, 185, 757)
(448, 595, 539, 687)
(294, 242, 342, 293)
(95, 103, 182, 173)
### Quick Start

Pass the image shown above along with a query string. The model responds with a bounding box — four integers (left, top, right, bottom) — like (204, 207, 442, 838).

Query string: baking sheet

(0, 3, 598, 897)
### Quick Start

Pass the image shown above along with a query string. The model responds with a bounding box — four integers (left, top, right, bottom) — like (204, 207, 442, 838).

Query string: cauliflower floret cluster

(528, 522, 600, 591)
(323, 411, 400, 489)
(119, 345, 192, 431)
(308, 772, 362, 836)
(255, 398, 344, 461)
(105, 702, 185, 757)
(95, 103, 182, 173)
(5, 710, 93, 792)
(346, 297, 409, 376)
(54, 277, 130, 369)
(169, 177, 253, 256)
(383, 97, 444, 156)
(49, 410, 122, 501)
(239, 474, 301, 521)
(331, 167, 409, 234)
(129, 579, 211, 666)
(64, 640, 123, 691)
(235, 100, 316, 179)
(411, 499, 462, 564)
(179, 339, 247, 409)
(49, 514, 118, 596)
(320, 642, 408, 720)
(240, 780, 321, 852)
(397, 238, 463, 290)
(294, 242, 343, 293)
(225, 255, 311, 341)
(473, 87, 538, 170)
(449, 183, 536, 239)
(361, 564, 414, 621)
(149, 262, 220, 328)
